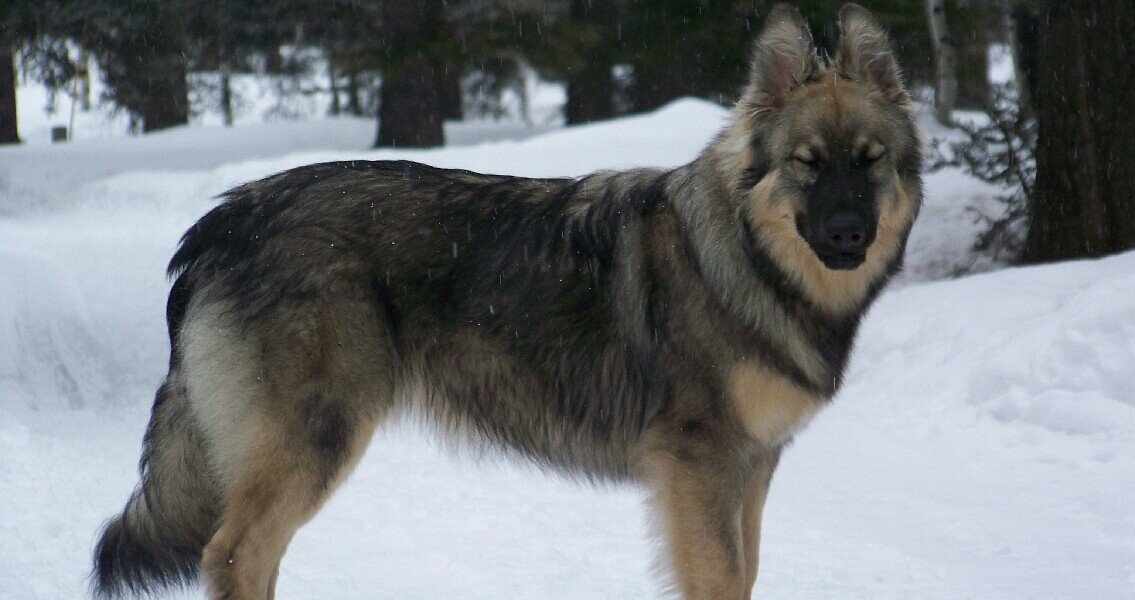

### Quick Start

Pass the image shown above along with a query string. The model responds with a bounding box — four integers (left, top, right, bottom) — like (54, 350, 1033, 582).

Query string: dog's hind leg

(200, 421, 326, 600)
(199, 401, 384, 600)
(183, 299, 394, 599)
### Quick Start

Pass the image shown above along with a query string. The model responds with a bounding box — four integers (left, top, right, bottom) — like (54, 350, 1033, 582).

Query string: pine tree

(375, 0, 447, 147)
(564, 0, 617, 124)
(0, 51, 17, 144)
(1022, 1, 1135, 261)
(622, 0, 757, 112)
(86, 0, 193, 132)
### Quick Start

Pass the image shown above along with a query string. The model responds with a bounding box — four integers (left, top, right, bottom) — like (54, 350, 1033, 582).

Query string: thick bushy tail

(93, 369, 219, 598)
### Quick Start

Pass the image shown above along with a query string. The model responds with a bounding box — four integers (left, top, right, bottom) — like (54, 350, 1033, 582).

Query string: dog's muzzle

(814, 211, 871, 270)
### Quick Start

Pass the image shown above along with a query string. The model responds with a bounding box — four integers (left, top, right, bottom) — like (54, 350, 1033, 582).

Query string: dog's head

(724, 3, 922, 291)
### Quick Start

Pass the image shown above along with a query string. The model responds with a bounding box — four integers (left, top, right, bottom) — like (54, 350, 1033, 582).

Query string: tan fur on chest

(728, 361, 823, 447)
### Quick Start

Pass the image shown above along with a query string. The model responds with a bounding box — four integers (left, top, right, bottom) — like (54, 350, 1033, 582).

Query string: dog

(93, 4, 921, 599)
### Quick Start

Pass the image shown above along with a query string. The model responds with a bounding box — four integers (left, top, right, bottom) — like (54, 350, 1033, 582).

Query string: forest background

(2, 0, 1132, 263)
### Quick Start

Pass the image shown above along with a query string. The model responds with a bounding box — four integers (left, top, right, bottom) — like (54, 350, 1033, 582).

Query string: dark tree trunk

(376, 58, 444, 148)
(264, 48, 284, 74)
(375, 0, 446, 148)
(954, 26, 990, 110)
(329, 64, 342, 116)
(566, 67, 615, 124)
(565, 0, 616, 125)
(220, 68, 234, 127)
(1010, 5, 1040, 119)
(1023, 1, 1135, 262)
(438, 64, 463, 121)
(0, 51, 19, 144)
(346, 69, 362, 116)
(620, 0, 757, 113)
(630, 61, 693, 113)
(76, 49, 92, 111)
(139, 55, 190, 133)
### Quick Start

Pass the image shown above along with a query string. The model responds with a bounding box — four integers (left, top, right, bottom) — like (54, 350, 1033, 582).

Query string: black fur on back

(163, 160, 672, 479)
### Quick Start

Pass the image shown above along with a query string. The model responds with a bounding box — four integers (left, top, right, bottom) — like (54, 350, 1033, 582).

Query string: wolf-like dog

(94, 4, 921, 599)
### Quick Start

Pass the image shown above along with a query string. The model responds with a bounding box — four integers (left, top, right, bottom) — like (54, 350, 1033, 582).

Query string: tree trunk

(630, 59, 695, 113)
(566, 67, 615, 124)
(76, 49, 92, 112)
(565, 0, 616, 124)
(1009, 5, 1039, 119)
(376, 58, 444, 148)
(438, 64, 463, 121)
(0, 51, 19, 144)
(1023, 1, 1135, 262)
(346, 69, 362, 116)
(140, 56, 190, 133)
(220, 67, 234, 127)
(375, 0, 445, 148)
(329, 63, 342, 116)
(630, 67, 685, 113)
(925, 0, 957, 124)
(954, 24, 989, 110)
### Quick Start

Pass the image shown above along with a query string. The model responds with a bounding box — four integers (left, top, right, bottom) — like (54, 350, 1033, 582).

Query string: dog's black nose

(822, 212, 867, 252)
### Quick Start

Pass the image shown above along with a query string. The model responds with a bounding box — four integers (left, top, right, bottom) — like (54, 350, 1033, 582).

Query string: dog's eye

(862, 145, 887, 164)
(791, 152, 819, 167)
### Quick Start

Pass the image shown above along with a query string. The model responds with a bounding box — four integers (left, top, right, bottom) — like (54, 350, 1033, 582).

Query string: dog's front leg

(740, 451, 779, 597)
(640, 447, 754, 600)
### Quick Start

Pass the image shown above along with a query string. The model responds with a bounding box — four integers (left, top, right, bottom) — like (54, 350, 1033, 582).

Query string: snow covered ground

(2, 96, 1133, 599)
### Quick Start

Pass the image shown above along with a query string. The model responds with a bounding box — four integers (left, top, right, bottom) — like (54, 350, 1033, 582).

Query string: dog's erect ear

(746, 4, 819, 110)
(835, 3, 907, 103)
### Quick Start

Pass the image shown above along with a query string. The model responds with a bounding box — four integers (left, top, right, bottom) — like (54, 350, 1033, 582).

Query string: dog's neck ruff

(666, 162, 833, 394)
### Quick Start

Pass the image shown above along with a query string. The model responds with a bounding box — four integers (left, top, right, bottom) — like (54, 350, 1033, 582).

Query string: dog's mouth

(817, 251, 866, 271)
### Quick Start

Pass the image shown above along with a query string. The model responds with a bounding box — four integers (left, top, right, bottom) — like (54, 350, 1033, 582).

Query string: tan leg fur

(201, 412, 379, 600)
(641, 450, 750, 600)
